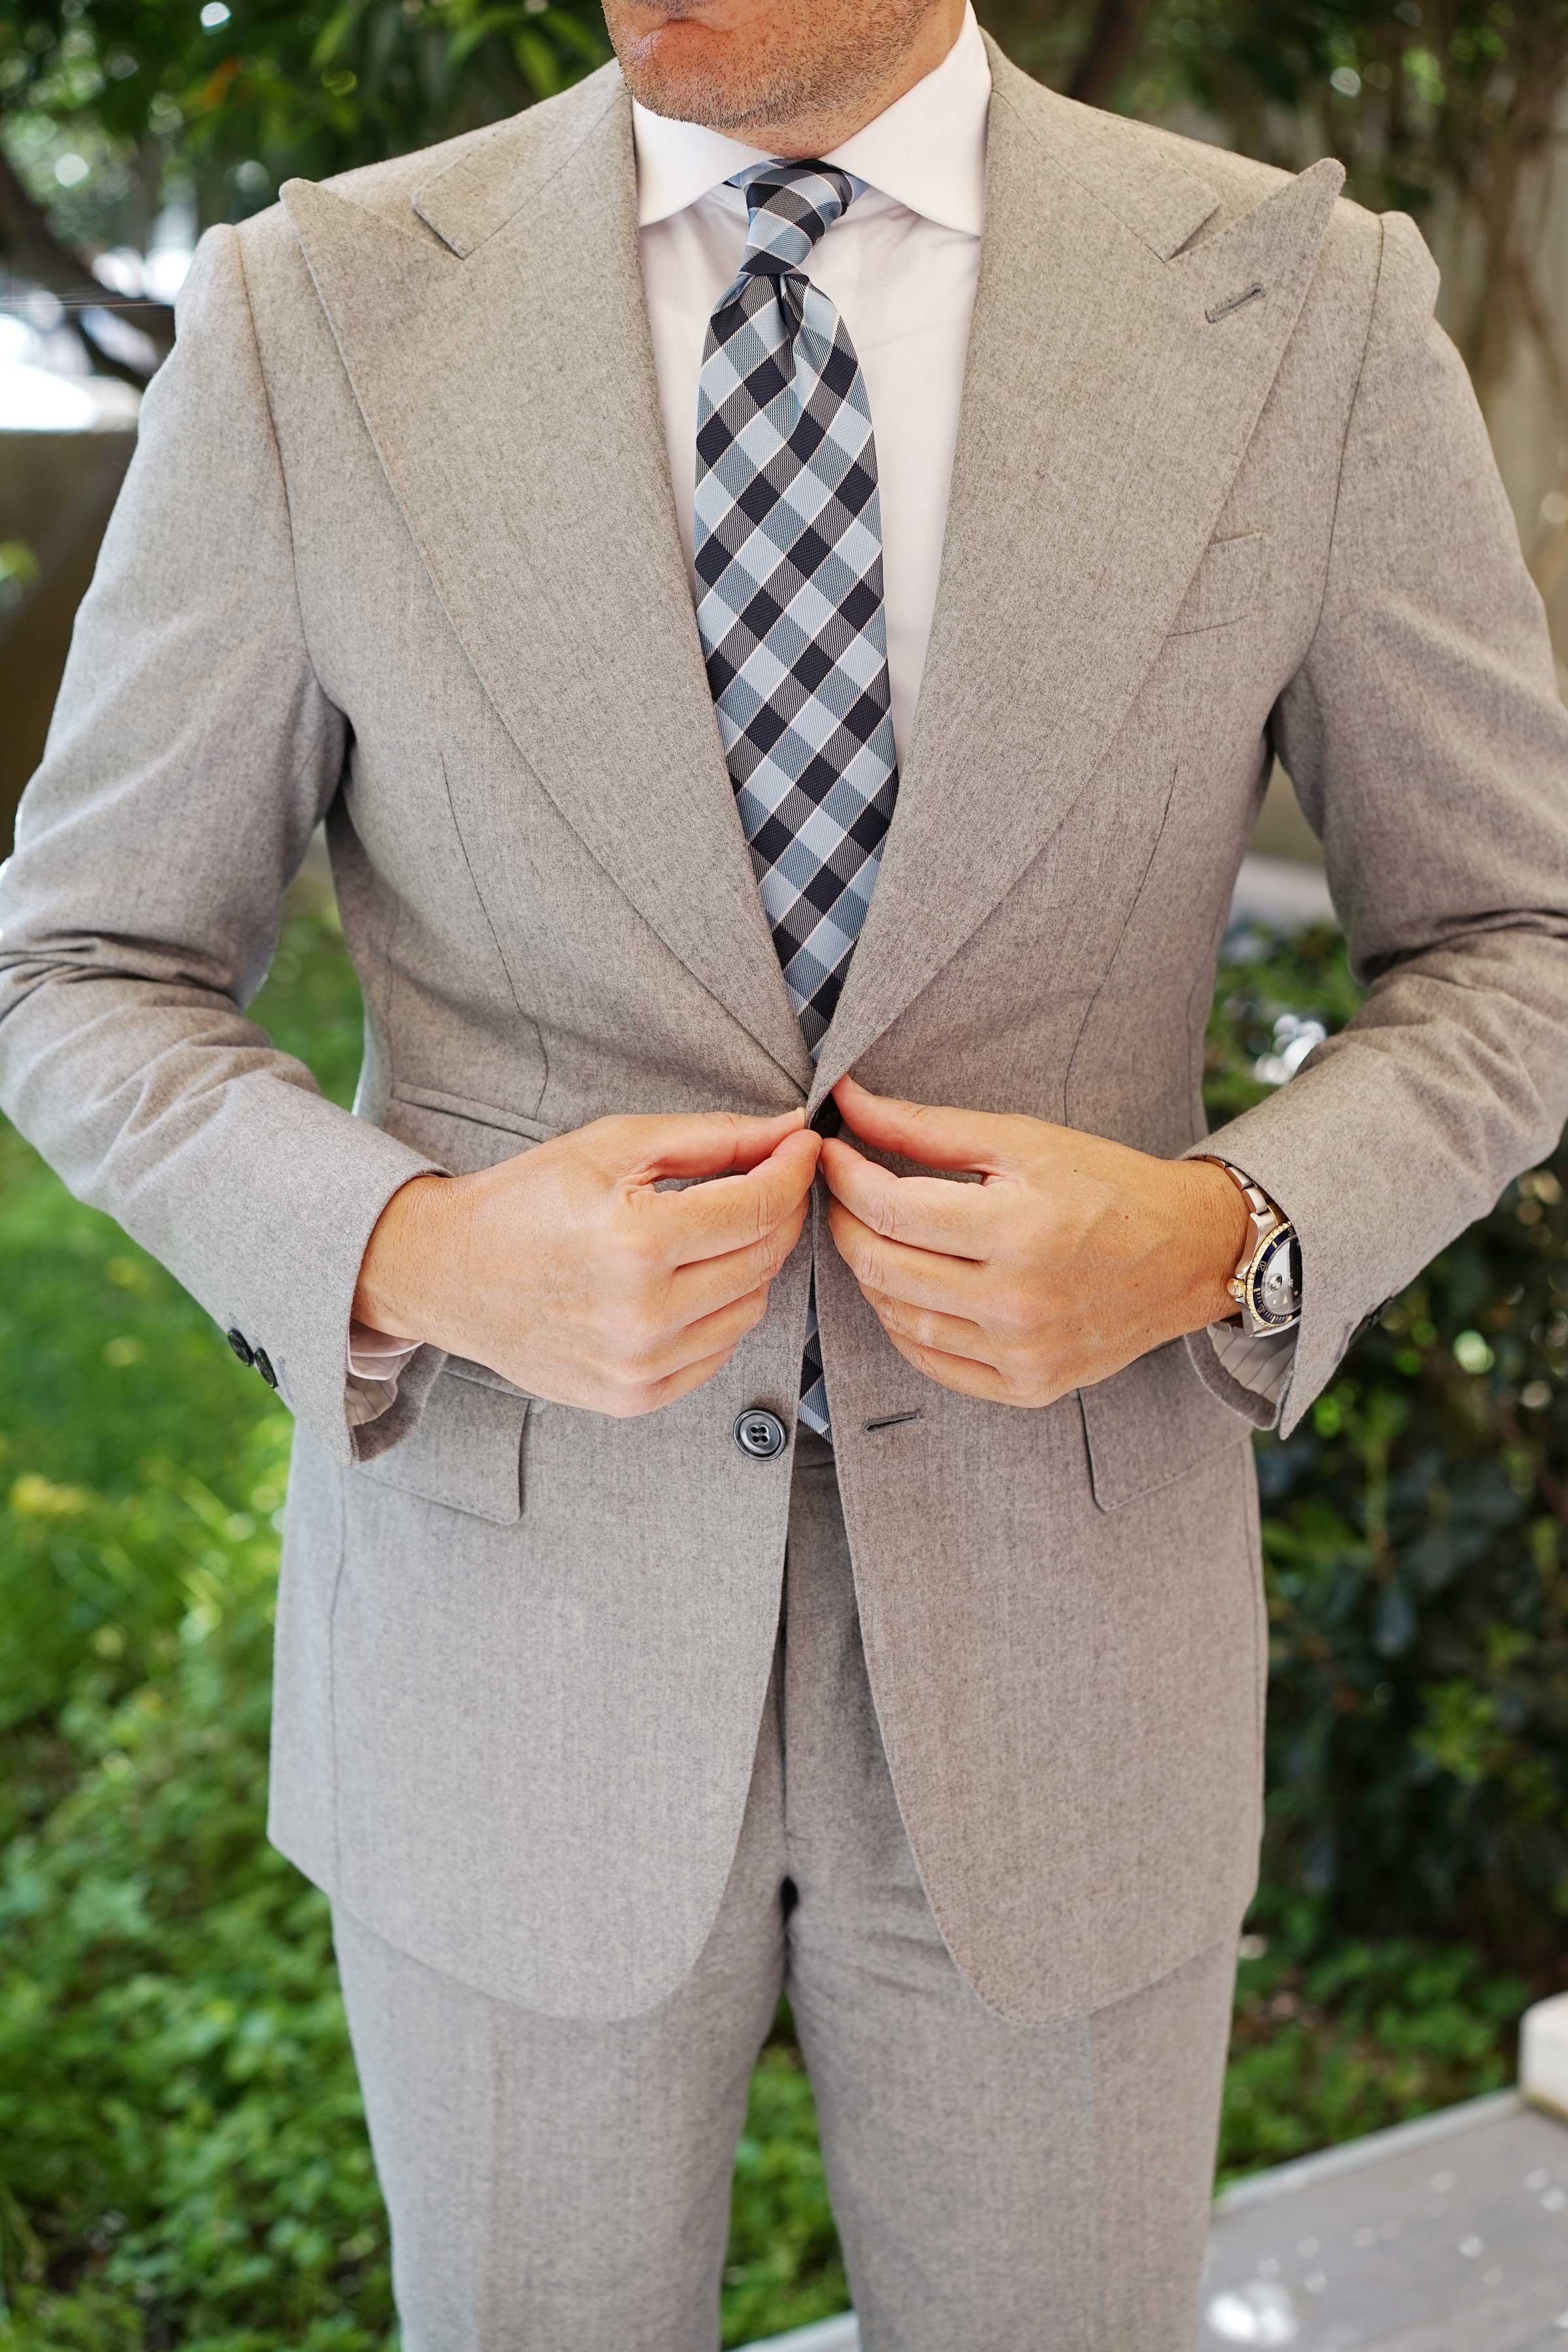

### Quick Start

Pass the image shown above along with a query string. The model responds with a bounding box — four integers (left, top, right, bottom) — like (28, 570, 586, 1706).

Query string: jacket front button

(225, 1328, 253, 1367)
(733, 1407, 787, 1460)
(253, 1348, 278, 1389)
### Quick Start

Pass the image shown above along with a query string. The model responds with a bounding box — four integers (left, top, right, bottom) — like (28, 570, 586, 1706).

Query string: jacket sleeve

(0, 218, 448, 1466)
(1182, 204, 1568, 1440)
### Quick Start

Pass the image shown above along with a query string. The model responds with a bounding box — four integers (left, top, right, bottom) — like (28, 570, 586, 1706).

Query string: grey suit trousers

(332, 1433, 1238, 2351)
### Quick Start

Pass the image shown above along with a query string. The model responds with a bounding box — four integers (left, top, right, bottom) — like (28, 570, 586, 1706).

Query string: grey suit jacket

(4, 42, 1567, 2023)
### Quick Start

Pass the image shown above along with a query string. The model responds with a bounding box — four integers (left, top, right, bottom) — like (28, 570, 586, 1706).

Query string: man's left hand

(821, 1073, 1254, 1408)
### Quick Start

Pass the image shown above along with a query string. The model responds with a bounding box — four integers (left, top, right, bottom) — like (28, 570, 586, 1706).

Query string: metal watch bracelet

(1198, 1156, 1303, 1337)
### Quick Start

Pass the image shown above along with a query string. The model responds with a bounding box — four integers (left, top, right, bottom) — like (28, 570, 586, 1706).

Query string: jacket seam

(437, 751, 550, 1120)
(1060, 758, 1181, 1122)
(228, 220, 324, 696)
(1293, 208, 1388, 679)
(1238, 1440, 1266, 1818)
(324, 1460, 349, 1894)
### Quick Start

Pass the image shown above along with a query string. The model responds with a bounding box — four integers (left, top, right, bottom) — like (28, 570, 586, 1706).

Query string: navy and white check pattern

(694, 160, 900, 1438)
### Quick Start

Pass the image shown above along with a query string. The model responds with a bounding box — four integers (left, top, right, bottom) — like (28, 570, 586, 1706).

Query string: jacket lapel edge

(282, 101, 815, 1095)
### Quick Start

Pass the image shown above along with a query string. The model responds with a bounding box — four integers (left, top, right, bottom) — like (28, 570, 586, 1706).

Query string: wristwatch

(1200, 1158, 1303, 1336)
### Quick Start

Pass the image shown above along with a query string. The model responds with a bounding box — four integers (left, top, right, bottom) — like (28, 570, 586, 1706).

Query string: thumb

(832, 1074, 1022, 1175)
(622, 1106, 808, 1183)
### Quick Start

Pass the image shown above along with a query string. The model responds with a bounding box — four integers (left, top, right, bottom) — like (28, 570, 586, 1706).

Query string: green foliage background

(1209, 928, 1568, 1963)
(0, 909, 1561, 2345)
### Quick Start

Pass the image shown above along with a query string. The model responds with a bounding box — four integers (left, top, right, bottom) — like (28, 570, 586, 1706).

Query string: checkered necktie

(694, 160, 900, 1438)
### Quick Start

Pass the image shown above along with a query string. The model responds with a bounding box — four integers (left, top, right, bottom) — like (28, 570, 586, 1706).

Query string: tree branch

(0, 143, 174, 382)
(1066, 0, 1157, 110)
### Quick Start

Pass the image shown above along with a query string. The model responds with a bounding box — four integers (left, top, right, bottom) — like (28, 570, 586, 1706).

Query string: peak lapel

(808, 61, 1345, 1109)
(280, 76, 815, 1095)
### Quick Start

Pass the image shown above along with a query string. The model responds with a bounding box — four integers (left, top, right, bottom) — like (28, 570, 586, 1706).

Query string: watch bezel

(1244, 1222, 1303, 1332)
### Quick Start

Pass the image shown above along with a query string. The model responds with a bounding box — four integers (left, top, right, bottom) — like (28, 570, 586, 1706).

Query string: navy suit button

(225, 1328, 253, 1367)
(733, 1407, 787, 1460)
(253, 1348, 278, 1389)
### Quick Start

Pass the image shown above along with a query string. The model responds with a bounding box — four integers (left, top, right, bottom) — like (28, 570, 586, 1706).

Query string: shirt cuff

(346, 1317, 423, 1430)
(1207, 1317, 1297, 1409)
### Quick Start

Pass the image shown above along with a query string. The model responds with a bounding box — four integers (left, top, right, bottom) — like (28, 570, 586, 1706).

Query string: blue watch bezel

(1247, 1222, 1303, 1332)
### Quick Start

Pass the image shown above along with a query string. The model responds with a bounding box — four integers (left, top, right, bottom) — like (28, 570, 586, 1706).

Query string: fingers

(861, 1286, 993, 1365)
(625, 1345, 741, 1418)
(832, 1073, 1025, 1175)
(819, 1136, 992, 1258)
(670, 1196, 809, 1318)
(876, 1325, 1018, 1405)
(655, 1127, 821, 1265)
(642, 1284, 772, 1379)
(825, 1196, 990, 1316)
(587, 1286, 769, 1417)
(611, 1106, 808, 1183)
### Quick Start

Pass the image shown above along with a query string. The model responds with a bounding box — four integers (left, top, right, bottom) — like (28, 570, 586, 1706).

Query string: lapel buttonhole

(1206, 281, 1267, 324)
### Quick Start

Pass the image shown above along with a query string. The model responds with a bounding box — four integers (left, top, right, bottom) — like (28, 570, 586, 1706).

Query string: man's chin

(617, 26, 743, 123)
(623, 73, 743, 129)
(615, 22, 819, 134)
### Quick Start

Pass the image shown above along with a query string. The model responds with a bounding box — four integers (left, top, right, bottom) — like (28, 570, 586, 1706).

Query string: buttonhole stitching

(1206, 281, 1266, 323)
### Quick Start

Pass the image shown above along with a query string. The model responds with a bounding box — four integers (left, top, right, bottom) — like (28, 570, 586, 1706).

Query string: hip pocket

(348, 1364, 531, 1524)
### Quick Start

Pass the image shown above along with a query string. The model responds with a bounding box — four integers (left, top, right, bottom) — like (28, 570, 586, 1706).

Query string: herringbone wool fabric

(694, 161, 900, 1433)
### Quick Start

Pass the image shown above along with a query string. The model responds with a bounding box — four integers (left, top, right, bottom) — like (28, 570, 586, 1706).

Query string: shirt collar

(632, 1, 990, 237)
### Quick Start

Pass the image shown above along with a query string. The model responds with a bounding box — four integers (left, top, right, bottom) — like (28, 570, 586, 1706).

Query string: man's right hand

(352, 1108, 820, 1418)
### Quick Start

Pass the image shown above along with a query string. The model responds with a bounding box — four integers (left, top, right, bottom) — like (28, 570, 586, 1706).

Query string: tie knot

(729, 159, 864, 278)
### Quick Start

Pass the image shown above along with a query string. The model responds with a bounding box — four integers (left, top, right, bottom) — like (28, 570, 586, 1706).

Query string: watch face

(1253, 1230, 1303, 1328)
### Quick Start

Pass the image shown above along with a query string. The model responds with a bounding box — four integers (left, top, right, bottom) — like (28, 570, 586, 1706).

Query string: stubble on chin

(612, 31, 834, 135)
(604, 0, 928, 139)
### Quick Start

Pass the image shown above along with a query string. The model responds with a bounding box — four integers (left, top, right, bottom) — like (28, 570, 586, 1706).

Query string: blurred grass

(0, 907, 1531, 2348)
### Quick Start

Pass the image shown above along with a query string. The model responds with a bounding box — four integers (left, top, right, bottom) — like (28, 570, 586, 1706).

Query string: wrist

(353, 1172, 456, 1344)
(1165, 1158, 1252, 1334)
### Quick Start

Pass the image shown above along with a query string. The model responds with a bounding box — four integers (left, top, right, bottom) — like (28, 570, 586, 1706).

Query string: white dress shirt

(348, 5, 1294, 1415)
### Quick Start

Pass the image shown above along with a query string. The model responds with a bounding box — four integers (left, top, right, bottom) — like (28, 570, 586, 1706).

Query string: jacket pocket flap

(443, 1352, 534, 1400)
(1167, 529, 1269, 635)
(376, 1092, 555, 1177)
(351, 1367, 529, 1522)
(1078, 1335, 1250, 1511)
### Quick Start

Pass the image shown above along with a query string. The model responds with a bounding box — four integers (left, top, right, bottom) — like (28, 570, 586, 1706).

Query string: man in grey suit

(5, 0, 1568, 2337)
